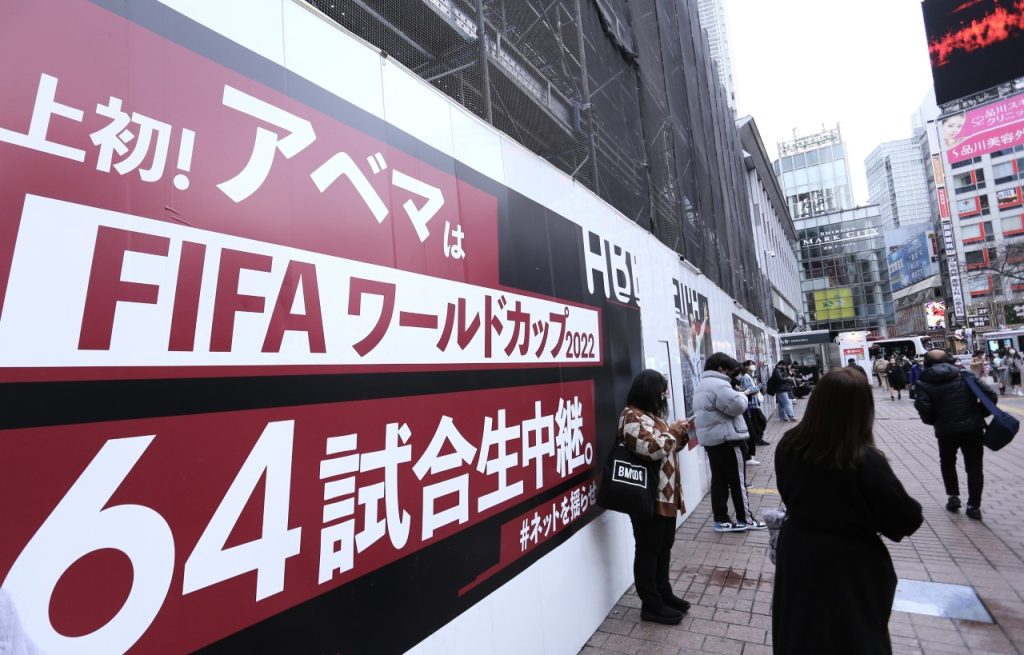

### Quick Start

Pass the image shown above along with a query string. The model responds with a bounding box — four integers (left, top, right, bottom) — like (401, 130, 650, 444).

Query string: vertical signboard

(933, 154, 966, 321)
(0, 1, 642, 653)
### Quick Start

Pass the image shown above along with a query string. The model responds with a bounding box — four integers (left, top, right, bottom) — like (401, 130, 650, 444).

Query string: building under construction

(307, 0, 773, 325)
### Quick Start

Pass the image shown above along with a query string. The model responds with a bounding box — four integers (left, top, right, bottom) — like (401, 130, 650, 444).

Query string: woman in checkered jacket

(618, 370, 691, 626)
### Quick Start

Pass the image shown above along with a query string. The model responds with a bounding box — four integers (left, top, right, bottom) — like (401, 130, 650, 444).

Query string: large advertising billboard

(926, 300, 947, 329)
(887, 229, 939, 292)
(813, 288, 855, 320)
(923, 0, 1024, 104)
(941, 91, 1024, 163)
(0, 1, 646, 653)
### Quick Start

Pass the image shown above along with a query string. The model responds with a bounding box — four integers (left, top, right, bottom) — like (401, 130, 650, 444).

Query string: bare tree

(962, 241, 1024, 284)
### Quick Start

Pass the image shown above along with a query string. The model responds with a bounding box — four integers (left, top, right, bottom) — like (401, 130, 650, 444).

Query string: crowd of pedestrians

(611, 345, 1009, 652)
(966, 347, 1024, 396)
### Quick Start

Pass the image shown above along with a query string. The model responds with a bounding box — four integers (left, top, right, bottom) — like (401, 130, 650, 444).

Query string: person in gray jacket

(694, 352, 768, 532)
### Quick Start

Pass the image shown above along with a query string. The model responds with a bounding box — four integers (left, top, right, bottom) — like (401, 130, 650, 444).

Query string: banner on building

(887, 229, 938, 292)
(942, 91, 1024, 164)
(0, 1, 642, 653)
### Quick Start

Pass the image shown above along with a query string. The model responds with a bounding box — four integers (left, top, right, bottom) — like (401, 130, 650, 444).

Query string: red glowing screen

(923, 0, 1024, 104)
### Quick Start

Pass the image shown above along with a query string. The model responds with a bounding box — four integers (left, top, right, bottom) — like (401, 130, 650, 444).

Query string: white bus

(982, 329, 1024, 354)
(868, 336, 934, 361)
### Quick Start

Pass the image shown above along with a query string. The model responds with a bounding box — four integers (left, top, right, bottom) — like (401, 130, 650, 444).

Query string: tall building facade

(865, 139, 933, 228)
(738, 117, 802, 331)
(309, 0, 784, 325)
(774, 125, 855, 221)
(921, 0, 1024, 345)
(697, 0, 735, 110)
(795, 205, 895, 334)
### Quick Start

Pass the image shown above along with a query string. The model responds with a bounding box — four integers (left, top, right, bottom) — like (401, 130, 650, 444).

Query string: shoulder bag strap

(963, 373, 1000, 415)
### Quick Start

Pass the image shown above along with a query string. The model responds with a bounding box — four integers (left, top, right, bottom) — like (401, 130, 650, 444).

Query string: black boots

(640, 606, 683, 624)
(661, 593, 692, 613)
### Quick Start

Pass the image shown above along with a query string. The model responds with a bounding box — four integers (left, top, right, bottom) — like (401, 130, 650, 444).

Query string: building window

(961, 220, 994, 244)
(964, 248, 996, 270)
(953, 168, 985, 194)
(1002, 214, 1024, 237)
(993, 160, 1017, 184)
(957, 195, 989, 218)
(951, 157, 981, 170)
(997, 187, 1022, 209)
(991, 145, 1024, 158)
(967, 274, 994, 298)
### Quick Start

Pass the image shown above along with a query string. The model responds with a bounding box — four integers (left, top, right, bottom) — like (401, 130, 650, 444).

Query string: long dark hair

(778, 367, 875, 469)
(626, 369, 668, 418)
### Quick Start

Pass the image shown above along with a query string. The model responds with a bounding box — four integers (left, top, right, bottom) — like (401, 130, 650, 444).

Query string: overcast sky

(726, 0, 935, 205)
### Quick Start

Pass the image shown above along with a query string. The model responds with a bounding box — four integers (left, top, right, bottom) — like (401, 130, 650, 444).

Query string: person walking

(769, 362, 797, 422)
(846, 357, 867, 378)
(617, 370, 692, 624)
(994, 350, 1008, 394)
(970, 351, 985, 378)
(886, 359, 908, 401)
(1006, 348, 1023, 396)
(738, 360, 766, 462)
(909, 357, 923, 399)
(694, 353, 767, 533)
(914, 348, 996, 520)
(873, 355, 890, 390)
(772, 368, 923, 654)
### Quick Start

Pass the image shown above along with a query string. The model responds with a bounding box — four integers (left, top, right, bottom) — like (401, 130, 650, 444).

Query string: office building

(774, 125, 855, 221)
(865, 139, 933, 228)
(738, 116, 802, 330)
(697, 0, 735, 110)
(795, 205, 895, 334)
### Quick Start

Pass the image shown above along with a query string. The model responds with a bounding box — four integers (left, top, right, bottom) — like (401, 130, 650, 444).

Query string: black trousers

(938, 433, 984, 507)
(706, 443, 751, 524)
(744, 409, 764, 458)
(629, 515, 677, 611)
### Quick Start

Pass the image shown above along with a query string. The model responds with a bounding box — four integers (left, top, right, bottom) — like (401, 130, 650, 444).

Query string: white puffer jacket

(693, 371, 749, 447)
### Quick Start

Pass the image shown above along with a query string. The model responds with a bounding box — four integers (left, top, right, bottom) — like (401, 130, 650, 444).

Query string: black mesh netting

(304, 0, 771, 324)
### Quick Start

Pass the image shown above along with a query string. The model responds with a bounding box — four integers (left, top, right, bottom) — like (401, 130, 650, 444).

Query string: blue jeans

(776, 392, 795, 420)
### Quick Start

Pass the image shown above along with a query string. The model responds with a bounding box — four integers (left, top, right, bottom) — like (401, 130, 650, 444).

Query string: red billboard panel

(1, 382, 595, 653)
(0, 1, 642, 653)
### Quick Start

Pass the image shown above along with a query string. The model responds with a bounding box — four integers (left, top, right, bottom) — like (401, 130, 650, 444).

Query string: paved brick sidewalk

(582, 387, 1024, 655)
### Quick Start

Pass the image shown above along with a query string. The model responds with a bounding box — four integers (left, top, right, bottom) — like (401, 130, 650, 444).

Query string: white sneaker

(747, 458, 761, 465)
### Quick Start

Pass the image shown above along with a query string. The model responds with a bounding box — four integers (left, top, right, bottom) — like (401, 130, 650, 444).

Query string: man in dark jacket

(769, 363, 796, 421)
(914, 348, 997, 519)
(846, 358, 867, 378)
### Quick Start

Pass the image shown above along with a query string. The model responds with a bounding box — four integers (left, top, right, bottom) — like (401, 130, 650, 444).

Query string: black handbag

(596, 439, 659, 518)
(964, 374, 1020, 451)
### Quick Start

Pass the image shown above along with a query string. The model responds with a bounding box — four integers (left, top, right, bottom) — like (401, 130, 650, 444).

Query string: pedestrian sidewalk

(582, 388, 1024, 655)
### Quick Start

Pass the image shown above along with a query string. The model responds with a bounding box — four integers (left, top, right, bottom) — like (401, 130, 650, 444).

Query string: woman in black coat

(886, 360, 908, 401)
(773, 368, 922, 655)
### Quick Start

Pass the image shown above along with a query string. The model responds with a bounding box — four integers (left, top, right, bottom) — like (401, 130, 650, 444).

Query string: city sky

(727, 0, 935, 206)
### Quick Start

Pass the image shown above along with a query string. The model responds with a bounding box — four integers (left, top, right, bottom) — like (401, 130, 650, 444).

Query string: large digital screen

(923, 0, 1024, 104)
(814, 288, 855, 320)
(925, 300, 947, 329)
